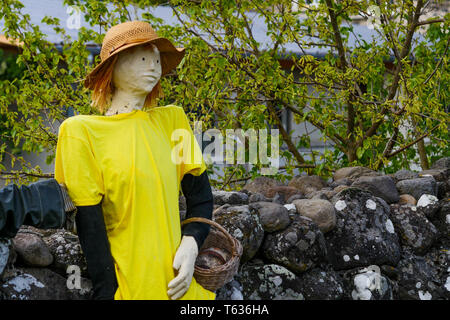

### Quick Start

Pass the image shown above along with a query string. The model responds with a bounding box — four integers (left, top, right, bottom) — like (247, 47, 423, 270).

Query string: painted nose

(148, 58, 156, 70)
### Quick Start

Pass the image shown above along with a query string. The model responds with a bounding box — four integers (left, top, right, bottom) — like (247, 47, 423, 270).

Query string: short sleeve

(54, 119, 104, 206)
(171, 107, 207, 181)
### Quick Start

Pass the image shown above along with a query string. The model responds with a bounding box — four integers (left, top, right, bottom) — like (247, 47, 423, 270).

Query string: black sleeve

(180, 170, 214, 251)
(75, 203, 118, 300)
(0, 179, 66, 238)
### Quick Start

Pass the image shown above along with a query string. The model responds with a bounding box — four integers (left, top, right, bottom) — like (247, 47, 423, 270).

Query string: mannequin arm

(75, 203, 118, 300)
(180, 170, 213, 250)
(167, 170, 214, 299)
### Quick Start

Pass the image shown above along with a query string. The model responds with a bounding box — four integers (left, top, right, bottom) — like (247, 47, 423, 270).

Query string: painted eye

(142, 57, 145, 61)
(157, 60, 159, 64)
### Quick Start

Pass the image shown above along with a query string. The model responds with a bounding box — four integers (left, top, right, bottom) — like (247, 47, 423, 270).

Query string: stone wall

(1, 157, 449, 300)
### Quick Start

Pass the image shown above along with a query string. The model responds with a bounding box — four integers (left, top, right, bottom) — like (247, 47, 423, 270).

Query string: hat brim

(83, 37, 185, 89)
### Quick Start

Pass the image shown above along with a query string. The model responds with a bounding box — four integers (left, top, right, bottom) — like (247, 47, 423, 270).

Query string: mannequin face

(112, 43, 162, 94)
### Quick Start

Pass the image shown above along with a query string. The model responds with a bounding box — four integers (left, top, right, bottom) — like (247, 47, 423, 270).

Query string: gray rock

(393, 170, 419, 182)
(333, 185, 350, 194)
(416, 194, 441, 220)
(42, 230, 88, 277)
(351, 175, 400, 204)
(212, 190, 249, 206)
(213, 205, 264, 263)
(248, 202, 291, 233)
(424, 246, 450, 299)
(179, 209, 186, 221)
(283, 203, 297, 215)
(292, 199, 336, 233)
(307, 189, 335, 200)
(447, 177, 450, 194)
(427, 200, 450, 246)
(326, 188, 401, 270)
(13, 232, 53, 267)
(215, 278, 243, 300)
(288, 175, 328, 196)
(262, 215, 327, 274)
(329, 178, 353, 188)
(179, 195, 186, 211)
(333, 166, 381, 181)
(395, 249, 446, 300)
(396, 176, 437, 200)
(419, 169, 449, 183)
(286, 193, 305, 203)
(242, 177, 285, 198)
(17, 226, 52, 238)
(248, 192, 269, 203)
(431, 157, 450, 170)
(389, 204, 439, 255)
(238, 263, 305, 300)
(265, 186, 303, 202)
(296, 268, 344, 300)
(0, 238, 11, 277)
(0, 267, 92, 300)
(271, 192, 285, 204)
(437, 181, 447, 200)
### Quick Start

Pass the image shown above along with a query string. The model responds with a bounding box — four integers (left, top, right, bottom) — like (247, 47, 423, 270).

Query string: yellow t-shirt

(54, 104, 215, 300)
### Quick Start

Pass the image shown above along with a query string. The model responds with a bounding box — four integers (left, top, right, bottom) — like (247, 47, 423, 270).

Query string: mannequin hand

(167, 235, 198, 300)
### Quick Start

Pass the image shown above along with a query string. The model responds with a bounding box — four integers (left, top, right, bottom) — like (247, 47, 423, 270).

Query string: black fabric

(180, 170, 213, 250)
(75, 203, 118, 300)
(0, 179, 66, 238)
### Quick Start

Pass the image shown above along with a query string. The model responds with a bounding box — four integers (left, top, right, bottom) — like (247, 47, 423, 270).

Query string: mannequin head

(112, 43, 162, 95)
(91, 43, 164, 114)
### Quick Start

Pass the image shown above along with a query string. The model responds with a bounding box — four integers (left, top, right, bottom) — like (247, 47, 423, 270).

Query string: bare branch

(240, 10, 260, 55)
(266, 101, 307, 164)
(0, 171, 53, 179)
(386, 123, 441, 159)
(361, 0, 425, 142)
(423, 35, 450, 85)
(415, 18, 445, 27)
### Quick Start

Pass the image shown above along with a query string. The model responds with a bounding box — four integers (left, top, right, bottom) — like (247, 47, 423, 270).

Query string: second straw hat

(84, 20, 185, 89)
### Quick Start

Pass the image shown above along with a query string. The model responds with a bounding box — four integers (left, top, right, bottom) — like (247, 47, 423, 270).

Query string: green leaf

(357, 147, 364, 159)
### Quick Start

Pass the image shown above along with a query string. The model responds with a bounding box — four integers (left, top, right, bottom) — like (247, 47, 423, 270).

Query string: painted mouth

(142, 74, 157, 80)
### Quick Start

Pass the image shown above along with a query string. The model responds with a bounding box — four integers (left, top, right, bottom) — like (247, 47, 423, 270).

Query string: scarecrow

(0, 21, 215, 300)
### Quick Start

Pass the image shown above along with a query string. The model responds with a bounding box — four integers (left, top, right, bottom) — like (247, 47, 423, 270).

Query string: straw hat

(84, 20, 185, 89)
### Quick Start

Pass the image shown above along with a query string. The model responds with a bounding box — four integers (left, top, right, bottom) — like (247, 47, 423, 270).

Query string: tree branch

(266, 101, 307, 164)
(0, 171, 53, 179)
(386, 123, 440, 159)
(415, 18, 445, 27)
(423, 34, 450, 85)
(360, 0, 425, 142)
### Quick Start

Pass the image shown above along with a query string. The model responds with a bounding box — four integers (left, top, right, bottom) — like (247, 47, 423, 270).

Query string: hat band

(108, 36, 156, 56)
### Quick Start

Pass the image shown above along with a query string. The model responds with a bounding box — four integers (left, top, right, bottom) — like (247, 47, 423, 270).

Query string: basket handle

(180, 217, 239, 257)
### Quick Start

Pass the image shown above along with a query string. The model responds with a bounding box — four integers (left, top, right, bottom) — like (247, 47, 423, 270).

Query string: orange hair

(90, 54, 164, 114)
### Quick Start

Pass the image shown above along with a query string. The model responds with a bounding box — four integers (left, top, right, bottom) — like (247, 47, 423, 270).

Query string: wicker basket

(181, 216, 243, 292)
